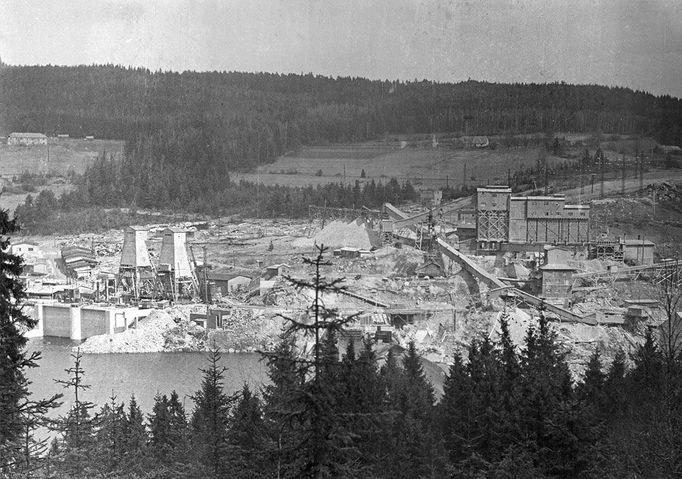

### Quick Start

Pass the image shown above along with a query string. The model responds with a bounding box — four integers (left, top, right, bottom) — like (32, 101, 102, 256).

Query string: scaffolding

(588, 240, 624, 262)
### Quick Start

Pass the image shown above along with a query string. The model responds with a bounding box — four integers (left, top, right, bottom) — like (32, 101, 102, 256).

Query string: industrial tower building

(119, 226, 157, 298)
(477, 187, 590, 252)
(158, 228, 197, 299)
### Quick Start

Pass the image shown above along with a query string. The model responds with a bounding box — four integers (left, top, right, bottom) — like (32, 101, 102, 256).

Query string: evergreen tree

(339, 338, 387, 475)
(578, 349, 606, 410)
(228, 384, 266, 478)
(149, 393, 173, 464)
(381, 342, 443, 479)
(52, 348, 97, 479)
(261, 337, 304, 479)
(92, 394, 127, 475)
(190, 349, 234, 477)
(518, 313, 599, 476)
(0, 208, 60, 473)
(440, 352, 475, 465)
(167, 390, 189, 463)
(603, 349, 628, 418)
(263, 245, 362, 477)
(628, 328, 664, 409)
(147, 391, 189, 477)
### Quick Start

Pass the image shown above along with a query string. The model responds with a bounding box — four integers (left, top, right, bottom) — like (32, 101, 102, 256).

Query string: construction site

(15, 179, 682, 376)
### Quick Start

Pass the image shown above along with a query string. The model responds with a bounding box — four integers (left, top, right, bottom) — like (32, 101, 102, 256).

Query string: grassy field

(0, 138, 124, 213)
(235, 144, 567, 189)
(0, 138, 124, 177)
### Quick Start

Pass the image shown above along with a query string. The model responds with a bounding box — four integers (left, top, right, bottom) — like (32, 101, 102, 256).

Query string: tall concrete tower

(120, 226, 152, 269)
(158, 228, 197, 299)
(119, 226, 155, 298)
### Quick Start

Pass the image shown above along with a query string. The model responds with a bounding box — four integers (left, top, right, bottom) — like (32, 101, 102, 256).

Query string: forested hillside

(2, 65, 682, 168)
(3, 64, 682, 224)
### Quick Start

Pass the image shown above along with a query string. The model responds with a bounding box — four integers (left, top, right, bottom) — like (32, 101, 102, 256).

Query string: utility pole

(639, 151, 644, 194)
(621, 154, 626, 194)
(202, 245, 209, 304)
(580, 154, 584, 201)
(544, 156, 549, 195)
(600, 151, 605, 198)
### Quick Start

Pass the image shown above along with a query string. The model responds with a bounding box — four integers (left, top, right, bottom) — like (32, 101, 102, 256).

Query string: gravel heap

(79, 309, 186, 354)
(312, 219, 379, 250)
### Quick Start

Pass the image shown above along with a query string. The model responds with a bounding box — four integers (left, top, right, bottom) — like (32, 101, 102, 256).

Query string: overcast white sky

(2, 0, 681, 97)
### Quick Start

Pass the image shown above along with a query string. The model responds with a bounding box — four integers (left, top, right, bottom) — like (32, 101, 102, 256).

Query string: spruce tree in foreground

(92, 394, 127, 475)
(262, 337, 304, 479)
(190, 349, 234, 477)
(51, 348, 97, 479)
(263, 244, 361, 478)
(227, 384, 267, 478)
(0, 207, 61, 473)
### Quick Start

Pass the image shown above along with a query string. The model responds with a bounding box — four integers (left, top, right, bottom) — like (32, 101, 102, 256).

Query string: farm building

(8, 132, 48, 146)
(11, 241, 41, 258)
(477, 187, 589, 252)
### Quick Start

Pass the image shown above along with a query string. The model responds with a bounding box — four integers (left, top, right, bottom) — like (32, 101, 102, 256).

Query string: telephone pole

(600, 151, 605, 198)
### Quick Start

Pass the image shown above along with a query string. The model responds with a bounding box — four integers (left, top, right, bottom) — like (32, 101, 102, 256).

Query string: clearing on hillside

(235, 144, 566, 189)
(0, 138, 124, 176)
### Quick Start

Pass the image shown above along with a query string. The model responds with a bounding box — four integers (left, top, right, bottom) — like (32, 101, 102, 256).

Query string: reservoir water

(26, 338, 268, 419)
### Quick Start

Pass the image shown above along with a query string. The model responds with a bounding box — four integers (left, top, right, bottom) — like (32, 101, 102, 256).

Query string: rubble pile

(79, 309, 183, 354)
(207, 309, 285, 353)
(311, 219, 380, 250)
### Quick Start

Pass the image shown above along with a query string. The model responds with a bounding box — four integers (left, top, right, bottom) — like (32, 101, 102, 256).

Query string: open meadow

(234, 144, 568, 189)
(0, 138, 124, 177)
(0, 138, 125, 213)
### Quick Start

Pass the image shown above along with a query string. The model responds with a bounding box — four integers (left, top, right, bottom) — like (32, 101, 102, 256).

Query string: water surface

(26, 338, 268, 417)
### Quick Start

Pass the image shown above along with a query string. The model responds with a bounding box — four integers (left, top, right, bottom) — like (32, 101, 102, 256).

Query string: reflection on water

(26, 337, 268, 418)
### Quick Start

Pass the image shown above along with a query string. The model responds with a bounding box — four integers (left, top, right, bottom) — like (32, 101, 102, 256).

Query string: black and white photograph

(1, 0, 682, 477)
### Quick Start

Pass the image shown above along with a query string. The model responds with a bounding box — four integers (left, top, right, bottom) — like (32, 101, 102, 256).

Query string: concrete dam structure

(27, 302, 150, 341)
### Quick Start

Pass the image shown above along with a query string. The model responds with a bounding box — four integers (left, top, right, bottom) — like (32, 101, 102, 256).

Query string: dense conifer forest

(4, 64, 681, 229)
(3, 65, 682, 155)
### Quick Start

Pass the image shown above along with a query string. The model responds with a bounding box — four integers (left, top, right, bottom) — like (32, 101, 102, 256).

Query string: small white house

(11, 242, 41, 259)
(8, 132, 48, 146)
